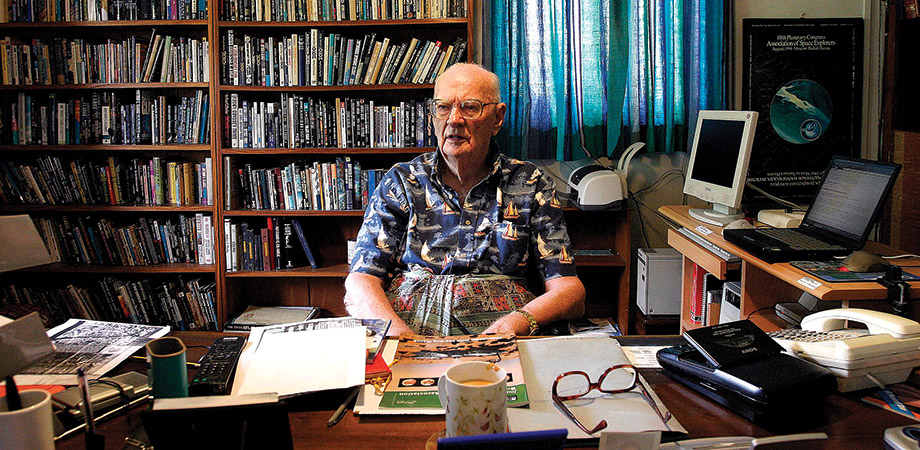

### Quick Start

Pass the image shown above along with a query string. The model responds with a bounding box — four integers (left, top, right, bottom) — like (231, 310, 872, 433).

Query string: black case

(657, 343, 837, 423)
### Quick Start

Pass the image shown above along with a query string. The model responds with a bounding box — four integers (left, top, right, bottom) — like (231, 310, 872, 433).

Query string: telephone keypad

(768, 329, 863, 342)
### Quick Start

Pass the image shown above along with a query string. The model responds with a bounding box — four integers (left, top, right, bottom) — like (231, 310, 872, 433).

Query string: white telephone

(769, 308, 920, 392)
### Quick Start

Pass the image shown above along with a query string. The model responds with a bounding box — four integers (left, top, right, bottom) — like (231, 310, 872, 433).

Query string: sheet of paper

(622, 346, 669, 369)
(507, 336, 685, 440)
(14, 319, 169, 385)
(235, 326, 366, 398)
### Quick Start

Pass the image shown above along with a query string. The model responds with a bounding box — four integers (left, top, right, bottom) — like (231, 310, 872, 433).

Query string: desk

(55, 332, 914, 450)
(659, 205, 920, 332)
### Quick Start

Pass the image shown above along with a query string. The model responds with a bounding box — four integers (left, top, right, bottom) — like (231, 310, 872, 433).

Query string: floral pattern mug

(437, 361, 508, 437)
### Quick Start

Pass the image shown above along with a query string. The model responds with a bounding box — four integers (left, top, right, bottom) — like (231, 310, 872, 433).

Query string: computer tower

(636, 248, 682, 316)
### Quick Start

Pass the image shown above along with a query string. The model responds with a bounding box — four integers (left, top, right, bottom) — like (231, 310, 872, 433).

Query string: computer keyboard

(677, 227, 740, 262)
(756, 228, 846, 251)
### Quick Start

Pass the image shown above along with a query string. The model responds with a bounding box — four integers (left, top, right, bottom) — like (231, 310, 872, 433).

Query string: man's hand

(344, 272, 413, 336)
(483, 311, 531, 336)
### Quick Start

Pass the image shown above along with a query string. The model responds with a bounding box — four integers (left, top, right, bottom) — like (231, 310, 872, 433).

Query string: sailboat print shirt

(350, 143, 577, 283)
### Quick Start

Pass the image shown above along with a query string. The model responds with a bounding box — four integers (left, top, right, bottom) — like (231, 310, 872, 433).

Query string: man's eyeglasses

(552, 364, 671, 435)
(428, 99, 499, 120)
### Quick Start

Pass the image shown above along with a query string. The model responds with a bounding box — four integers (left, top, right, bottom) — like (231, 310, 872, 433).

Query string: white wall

(730, 0, 886, 160)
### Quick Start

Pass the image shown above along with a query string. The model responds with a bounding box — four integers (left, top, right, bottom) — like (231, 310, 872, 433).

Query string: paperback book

(223, 305, 319, 331)
(682, 320, 784, 368)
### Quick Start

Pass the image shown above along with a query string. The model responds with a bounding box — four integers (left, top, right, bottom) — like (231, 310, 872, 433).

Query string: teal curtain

(492, 0, 724, 160)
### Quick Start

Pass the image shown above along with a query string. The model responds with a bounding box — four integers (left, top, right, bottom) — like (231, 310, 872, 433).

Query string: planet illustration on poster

(769, 79, 833, 144)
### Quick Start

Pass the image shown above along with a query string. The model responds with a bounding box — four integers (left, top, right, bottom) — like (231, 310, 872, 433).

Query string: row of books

(0, 33, 210, 86)
(0, 90, 210, 145)
(35, 213, 215, 266)
(0, 156, 213, 206)
(233, 158, 386, 211)
(2, 276, 218, 330)
(222, 29, 465, 87)
(224, 217, 320, 272)
(224, 94, 434, 149)
(1, 0, 208, 22)
(219, 0, 466, 22)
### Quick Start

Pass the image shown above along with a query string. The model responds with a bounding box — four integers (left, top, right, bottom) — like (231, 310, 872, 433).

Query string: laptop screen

(803, 157, 900, 243)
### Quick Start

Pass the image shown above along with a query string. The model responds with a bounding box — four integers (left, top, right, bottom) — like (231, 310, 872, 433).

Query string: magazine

(379, 334, 529, 409)
(223, 305, 320, 331)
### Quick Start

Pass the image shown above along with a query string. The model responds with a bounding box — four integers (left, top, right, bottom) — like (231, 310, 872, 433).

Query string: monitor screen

(683, 110, 758, 226)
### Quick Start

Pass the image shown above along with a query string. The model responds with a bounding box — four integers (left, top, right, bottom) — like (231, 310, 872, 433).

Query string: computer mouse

(841, 250, 891, 273)
(720, 219, 755, 236)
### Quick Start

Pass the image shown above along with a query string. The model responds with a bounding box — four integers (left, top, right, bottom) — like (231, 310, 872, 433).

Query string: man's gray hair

(436, 63, 501, 102)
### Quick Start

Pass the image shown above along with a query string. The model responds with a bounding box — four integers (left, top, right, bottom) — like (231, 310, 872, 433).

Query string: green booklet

(379, 334, 529, 409)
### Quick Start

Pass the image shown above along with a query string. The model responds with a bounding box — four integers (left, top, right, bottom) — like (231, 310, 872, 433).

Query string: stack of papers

(232, 322, 367, 398)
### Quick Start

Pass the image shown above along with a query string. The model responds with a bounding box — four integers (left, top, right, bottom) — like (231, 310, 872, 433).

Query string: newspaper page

(379, 334, 529, 409)
(14, 319, 169, 385)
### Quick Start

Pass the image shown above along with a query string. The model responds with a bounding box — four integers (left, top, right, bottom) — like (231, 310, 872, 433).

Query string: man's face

(432, 68, 506, 161)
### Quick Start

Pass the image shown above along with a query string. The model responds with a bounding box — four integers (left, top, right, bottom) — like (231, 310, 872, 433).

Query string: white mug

(437, 361, 508, 437)
(0, 389, 55, 450)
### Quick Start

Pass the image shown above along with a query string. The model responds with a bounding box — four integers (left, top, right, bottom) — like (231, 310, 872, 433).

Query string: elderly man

(344, 63, 585, 336)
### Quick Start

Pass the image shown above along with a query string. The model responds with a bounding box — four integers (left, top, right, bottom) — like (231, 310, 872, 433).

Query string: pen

(77, 368, 105, 450)
(327, 386, 361, 427)
(4, 375, 22, 411)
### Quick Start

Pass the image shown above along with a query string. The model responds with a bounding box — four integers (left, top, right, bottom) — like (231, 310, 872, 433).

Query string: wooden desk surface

(660, 205, 920, 302)
(55, 332, 915, 450)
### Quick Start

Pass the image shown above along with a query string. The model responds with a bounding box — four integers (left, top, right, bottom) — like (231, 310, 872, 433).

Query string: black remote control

(188, 335, 246, 396)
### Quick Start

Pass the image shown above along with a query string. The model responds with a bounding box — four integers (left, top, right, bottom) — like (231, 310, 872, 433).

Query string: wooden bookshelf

(0, 0, 637, 334)
(212, 0, 474, 325)
(0, 13, 219, 329)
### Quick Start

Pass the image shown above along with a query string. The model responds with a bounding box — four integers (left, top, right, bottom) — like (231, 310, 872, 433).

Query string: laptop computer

(722, 156, 900, 263)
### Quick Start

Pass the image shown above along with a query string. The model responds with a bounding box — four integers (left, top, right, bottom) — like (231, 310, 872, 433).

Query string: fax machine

(657, 320, 836, 424)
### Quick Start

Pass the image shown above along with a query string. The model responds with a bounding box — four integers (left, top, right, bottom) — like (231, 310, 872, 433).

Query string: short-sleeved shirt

(350, 144, 577, 283)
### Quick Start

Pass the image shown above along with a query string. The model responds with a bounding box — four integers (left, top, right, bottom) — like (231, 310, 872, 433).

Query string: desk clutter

(7, 311, 920, 448)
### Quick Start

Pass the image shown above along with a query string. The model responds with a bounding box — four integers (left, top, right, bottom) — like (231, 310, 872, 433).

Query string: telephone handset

(769, 308, 920, 392)
(800, 308, 920, 339)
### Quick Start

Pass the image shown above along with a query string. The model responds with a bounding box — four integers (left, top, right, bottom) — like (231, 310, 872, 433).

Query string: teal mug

(146, 337, 189, 398)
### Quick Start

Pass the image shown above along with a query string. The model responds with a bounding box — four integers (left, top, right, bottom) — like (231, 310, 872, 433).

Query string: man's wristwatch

(515, 309, 539, 336)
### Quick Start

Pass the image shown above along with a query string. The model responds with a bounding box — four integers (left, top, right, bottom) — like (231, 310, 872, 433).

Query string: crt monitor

(683, 110, 758, 226)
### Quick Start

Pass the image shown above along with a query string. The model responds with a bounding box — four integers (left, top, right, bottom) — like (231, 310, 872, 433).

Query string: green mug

(146, 337, 189, 398)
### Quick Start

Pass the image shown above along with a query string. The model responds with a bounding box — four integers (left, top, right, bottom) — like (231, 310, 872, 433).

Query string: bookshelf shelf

(225, 263, 350, 278)
(223, 209, 365, 217)
(216, 18, 469, 28)
(0, 83, 211, 91)
(572, 254, 629, 268)
(218, 84, 434, 92)
(0, 204, 214, 213)
(0, 145, 212, 152)
(0, 20, 208, 29)
(19, 263, 216, 273)
(220, 147, 431, 155)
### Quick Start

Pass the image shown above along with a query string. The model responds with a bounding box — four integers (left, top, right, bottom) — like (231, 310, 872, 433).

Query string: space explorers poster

(742, 19, 863, 208)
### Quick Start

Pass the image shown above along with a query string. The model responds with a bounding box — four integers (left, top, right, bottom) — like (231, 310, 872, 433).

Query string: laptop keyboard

(757, 228, 847, 251)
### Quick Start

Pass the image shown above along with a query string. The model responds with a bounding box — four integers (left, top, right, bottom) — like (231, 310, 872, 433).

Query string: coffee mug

(146, 336, 189, 398)
(437, 361, 508, 437)
(0, 389, 55, 450)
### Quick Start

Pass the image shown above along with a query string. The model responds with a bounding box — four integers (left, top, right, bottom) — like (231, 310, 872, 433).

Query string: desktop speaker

(637, 248, 682, 316)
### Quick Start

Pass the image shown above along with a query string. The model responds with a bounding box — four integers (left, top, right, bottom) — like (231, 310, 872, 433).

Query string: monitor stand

(689, 204, 744, 227)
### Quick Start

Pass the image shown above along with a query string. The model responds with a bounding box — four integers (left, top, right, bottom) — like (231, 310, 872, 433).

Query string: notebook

(723, 156, 900, 263)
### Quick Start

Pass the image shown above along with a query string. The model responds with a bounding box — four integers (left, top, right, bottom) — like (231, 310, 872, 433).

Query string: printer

(558, 142, 645, 211)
